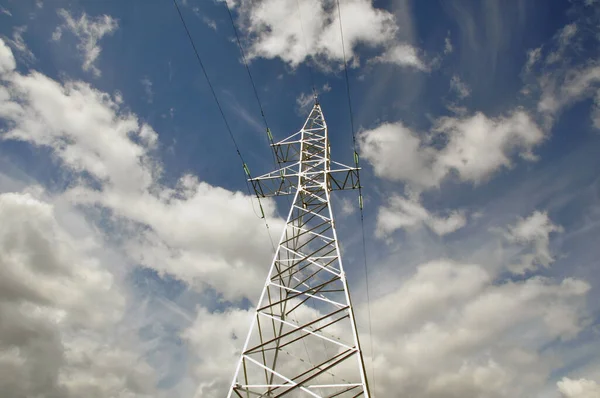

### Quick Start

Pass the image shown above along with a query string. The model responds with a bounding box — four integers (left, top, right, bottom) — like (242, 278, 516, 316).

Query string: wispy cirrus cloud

(0, 6, 12, 17)
(52, 9, 118, 77)
(141, 76, 154, 103)
(450, 75, 471, 98)
(4, 26, 35, 64)
(523, 3, 600, 130)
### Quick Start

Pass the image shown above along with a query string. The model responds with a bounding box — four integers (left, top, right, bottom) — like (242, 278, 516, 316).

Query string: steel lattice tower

(227, 103, 370, 397)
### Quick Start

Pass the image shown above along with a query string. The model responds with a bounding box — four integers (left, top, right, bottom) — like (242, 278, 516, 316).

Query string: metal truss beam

(227, 104, 370, 398)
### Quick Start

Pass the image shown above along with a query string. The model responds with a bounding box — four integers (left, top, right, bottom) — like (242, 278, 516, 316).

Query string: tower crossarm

(249, 164, 361, 197)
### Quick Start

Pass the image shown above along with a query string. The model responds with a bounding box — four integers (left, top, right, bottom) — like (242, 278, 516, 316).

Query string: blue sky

(0, 0, 599, 397)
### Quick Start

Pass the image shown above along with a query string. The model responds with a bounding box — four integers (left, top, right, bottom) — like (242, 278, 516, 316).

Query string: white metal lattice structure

(227, 103, 370, 398)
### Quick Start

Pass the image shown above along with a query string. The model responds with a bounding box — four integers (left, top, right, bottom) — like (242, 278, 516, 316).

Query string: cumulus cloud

(0, 38, 16, 73)
(0, 37, 292, 395)
(374, 43, 428, 70)
(0, 191, 156, 397)
(377, 194, 466, 237)
(183, 307, 251, 396)
(171, 229, 594, 396)
(232, 0, 424, 70)
(434, 111, 544, 182)
(505, 211, 564, 274)
(558, 377, 600, 398)
(53, 9, 118, 77)
(359, 110, 544, 189)
(358, 121, 437, 187)
(0, 39, 281, 302)
(360, 260, 591, 397)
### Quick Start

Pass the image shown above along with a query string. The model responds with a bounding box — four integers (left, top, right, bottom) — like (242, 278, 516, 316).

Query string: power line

(336, 0, 356, 145)
(336, 0, 377, 396)
(171, 0, 274, 225)
(295, 0, 318, 101)
(222, 1, 280, 172)
(223, 1, 270, 132)
(171, 0, 245, 165)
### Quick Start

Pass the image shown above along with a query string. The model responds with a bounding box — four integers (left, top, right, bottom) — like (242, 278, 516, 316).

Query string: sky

(0, 0, 599, 397)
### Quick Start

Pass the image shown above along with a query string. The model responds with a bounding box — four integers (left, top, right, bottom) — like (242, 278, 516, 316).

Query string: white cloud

(202, 16, 217, 31)
(558, 378, 600, 398)
(0, 191, 156, 397)
(444, 33, 453, 54)
(434, 111, 544, 183)
(295, 90, 315, 114)
(6, 26, 35, 65)
(193, 5, 218, 30)
(359, 110, 544, 189)
(53, 9, 118, 77)
(295, 83, 333, 114)
(358, 121, 438, 187)
(141, 76, 153, 103)
(183, 307, 252, 397)
(0, 38, 16, 73)
(360, 259, 591, 397)
(446, 102, 469, 116)
(339, 196, 355, 216)
(0, 6, 11, 17)
(374, 43, 428, 70)
(172, 205, 594, 397)
(538, 63, 600, 128)
(450, 75, 471, 98)
(0, 37, 289, 394)
(233, 0, 423, 70)
(546, 23, 578, 65)
(377, 194, 466, 237)
(524, 47, 542, 73)
(505, 211, 564, 274)
(360, 111, 544, 240)
(52, 28, 62, 42)
(523, 17, 600, 130)
(0, 39, 280, 302)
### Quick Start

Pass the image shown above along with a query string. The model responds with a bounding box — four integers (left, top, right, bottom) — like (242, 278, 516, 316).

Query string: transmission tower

(227, 103, 370, 397)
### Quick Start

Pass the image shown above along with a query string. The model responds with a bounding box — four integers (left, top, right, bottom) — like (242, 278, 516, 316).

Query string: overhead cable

(171, 0, 271, 222)
(295, 0, 319, 101)
(336, 0, 377, 396)
(223, 1, 280, 171)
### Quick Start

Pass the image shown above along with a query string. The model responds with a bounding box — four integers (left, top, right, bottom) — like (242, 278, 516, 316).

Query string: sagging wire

(336, 0, 377, 395)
